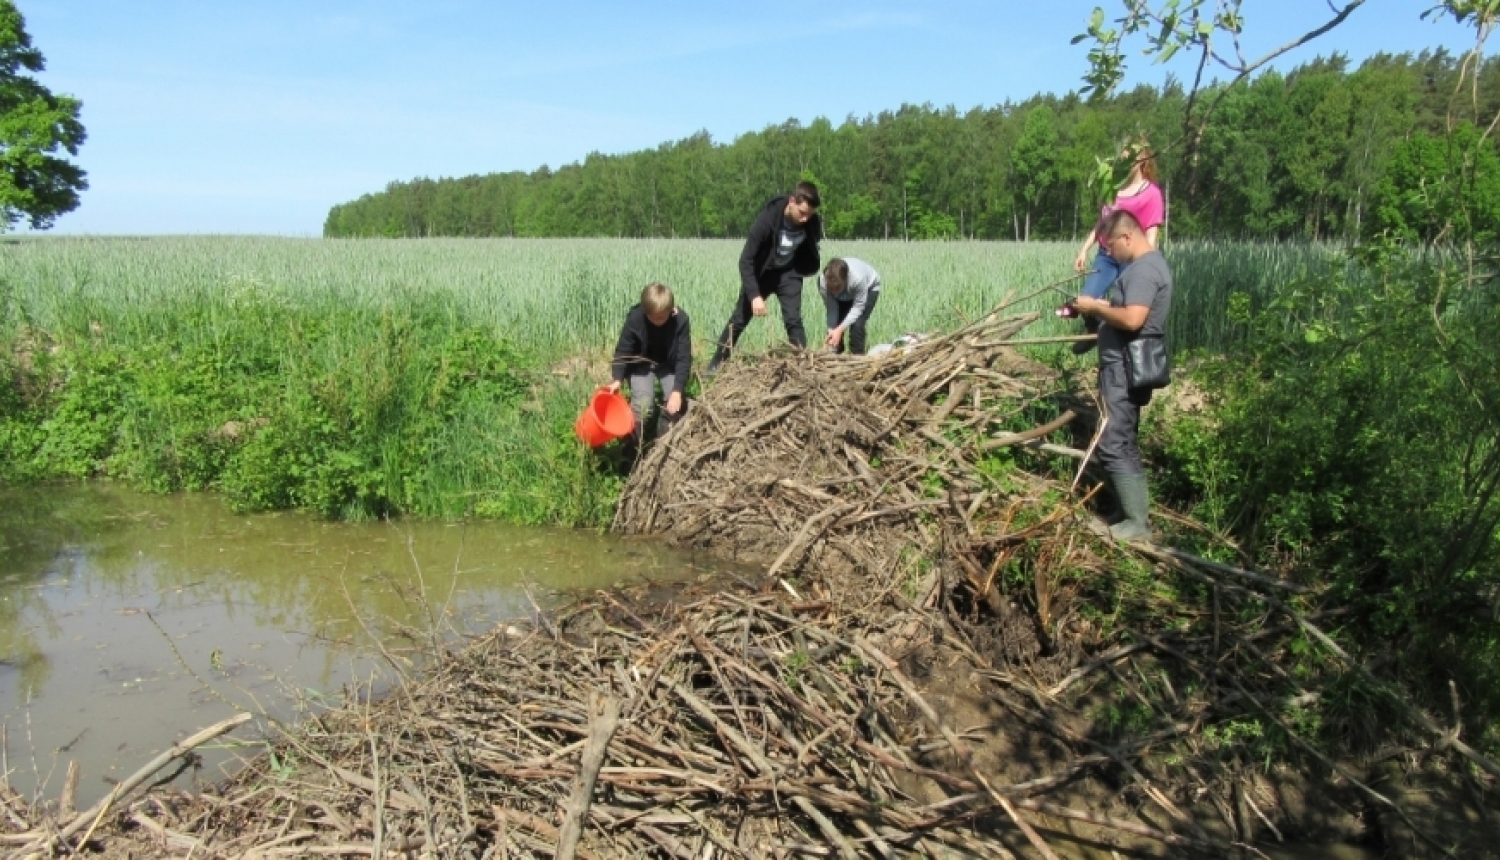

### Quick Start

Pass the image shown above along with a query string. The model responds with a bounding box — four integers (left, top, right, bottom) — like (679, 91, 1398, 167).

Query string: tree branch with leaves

(1074, 1, 1496, 196)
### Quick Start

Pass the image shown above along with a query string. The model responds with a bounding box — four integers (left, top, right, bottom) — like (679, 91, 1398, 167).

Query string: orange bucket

(574, 389, 636, 447)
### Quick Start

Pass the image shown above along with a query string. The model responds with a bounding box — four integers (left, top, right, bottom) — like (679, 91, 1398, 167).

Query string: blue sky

(17, 1, 1480, 236)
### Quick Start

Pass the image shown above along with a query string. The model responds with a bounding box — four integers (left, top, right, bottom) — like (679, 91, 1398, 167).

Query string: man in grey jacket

(818, 257, 881, 354)
(1072, 210, 1173, 541)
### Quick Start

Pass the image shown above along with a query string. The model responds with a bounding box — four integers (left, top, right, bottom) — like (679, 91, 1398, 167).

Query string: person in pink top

(1070, 140, 1164, 353)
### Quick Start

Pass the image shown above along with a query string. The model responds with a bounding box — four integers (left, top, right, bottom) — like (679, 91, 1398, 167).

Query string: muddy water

(0, 483, 735, 807)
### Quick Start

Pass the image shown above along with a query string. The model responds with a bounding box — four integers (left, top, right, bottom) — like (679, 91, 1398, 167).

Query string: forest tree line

(324, 49, 1500, 244)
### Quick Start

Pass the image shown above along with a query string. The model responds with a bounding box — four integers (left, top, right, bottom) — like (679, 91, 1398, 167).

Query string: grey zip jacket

(817, 257, 881, 328)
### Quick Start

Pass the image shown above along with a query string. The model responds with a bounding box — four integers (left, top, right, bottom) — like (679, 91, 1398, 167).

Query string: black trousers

(828, 289, 880, 355)
(712, 270, 806, 365)
(1097, 361, 1152, 476)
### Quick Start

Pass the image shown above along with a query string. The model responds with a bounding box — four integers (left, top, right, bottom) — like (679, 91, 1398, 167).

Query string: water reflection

(0, 483, 722, 806)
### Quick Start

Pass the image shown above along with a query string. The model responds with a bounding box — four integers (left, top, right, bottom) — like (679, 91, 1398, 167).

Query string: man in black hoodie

(706, 181, 823, 372)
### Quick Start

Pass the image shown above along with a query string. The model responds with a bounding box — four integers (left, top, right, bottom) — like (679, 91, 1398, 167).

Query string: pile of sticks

(16, 541, 1481, 859)
(0, 579, 1235, 859)
(133, 587, 1137, 859)
(614, 305, 1094, 609)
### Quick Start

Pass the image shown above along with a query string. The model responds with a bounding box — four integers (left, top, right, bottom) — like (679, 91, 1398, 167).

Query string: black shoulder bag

(1125, 334, 1171, 390)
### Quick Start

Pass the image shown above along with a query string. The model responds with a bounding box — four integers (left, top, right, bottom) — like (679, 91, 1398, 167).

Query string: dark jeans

(827, 289, 880, 355)
(1097, 361, 1152, 476)
(711, 270, 806, 365)
(1078, 250, 1125, 339)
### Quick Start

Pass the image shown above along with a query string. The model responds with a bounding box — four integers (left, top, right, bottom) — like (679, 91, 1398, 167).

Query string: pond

(0, 483, 732, 808)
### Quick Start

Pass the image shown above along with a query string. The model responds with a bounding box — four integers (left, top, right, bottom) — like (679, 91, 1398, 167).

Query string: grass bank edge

(0, 307, 624, 528)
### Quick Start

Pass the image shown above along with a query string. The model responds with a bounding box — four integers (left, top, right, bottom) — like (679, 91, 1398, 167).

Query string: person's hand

(824, 326, 844, 349)
(1073, 296, 1106, 316)
(1073, 251, 1090, 274)
(605, 380, 621, 395)
(665, 391, 682, 415)
(751, 296, 767, 317)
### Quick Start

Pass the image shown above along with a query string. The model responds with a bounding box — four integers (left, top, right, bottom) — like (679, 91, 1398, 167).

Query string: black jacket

(610, 305, 692, 393)
(738, 195, 823, 300)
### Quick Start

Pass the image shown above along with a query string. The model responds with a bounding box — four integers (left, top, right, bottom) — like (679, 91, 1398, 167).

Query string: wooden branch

(1180, 1, 1370, 166)
(16, 712, 253, 853)
(59, 761, 78, 822)
(1140, 546, 1312, 594)
(1222, 1, 1368, 83)
(555, 693, 621, 860)
(980, 410, 1077, 451)
(670, 681, 860, 860)
(993, 335, 1098, 345)
(927, 379, 972, 425)
(1046, 641, 1152, 697)
(1013, 797, 1220, 852)
(766, 502, 863, 579)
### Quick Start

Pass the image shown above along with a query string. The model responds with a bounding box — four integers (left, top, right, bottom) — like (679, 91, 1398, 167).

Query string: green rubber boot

(1108, 472, 1153, 542)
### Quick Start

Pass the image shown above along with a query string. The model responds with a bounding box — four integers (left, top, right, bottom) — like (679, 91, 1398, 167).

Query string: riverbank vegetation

(1153, 244, 1500, 743)
(0, 235, 1342, 526)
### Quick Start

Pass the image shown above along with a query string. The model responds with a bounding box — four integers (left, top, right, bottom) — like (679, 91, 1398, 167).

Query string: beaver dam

(1, 297, 1496, 858)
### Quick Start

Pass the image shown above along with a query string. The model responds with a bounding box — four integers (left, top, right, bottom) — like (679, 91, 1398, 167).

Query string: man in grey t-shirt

(1073, 210, 1173, 541)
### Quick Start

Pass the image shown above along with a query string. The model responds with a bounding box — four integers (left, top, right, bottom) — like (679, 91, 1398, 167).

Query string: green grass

(1, 237, 1078, 362)
(2, 236, 1350, 360)
(0, 236, 1350, 525)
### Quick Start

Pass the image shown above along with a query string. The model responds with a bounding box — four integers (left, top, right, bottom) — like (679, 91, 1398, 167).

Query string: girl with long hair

(1070, 139, 1164, 352)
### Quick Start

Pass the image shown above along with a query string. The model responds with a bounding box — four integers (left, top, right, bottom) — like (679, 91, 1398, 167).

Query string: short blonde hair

(641, 282, 674, 315)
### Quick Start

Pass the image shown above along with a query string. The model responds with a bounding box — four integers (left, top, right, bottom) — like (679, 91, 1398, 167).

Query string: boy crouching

(606, 282, 691, 463)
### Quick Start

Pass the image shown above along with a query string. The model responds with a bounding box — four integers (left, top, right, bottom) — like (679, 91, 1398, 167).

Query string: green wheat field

(2, 236, 1350, 360)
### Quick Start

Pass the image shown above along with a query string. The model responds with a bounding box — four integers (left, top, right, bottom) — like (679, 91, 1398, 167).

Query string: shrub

(1151, 252, 1500, 725)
